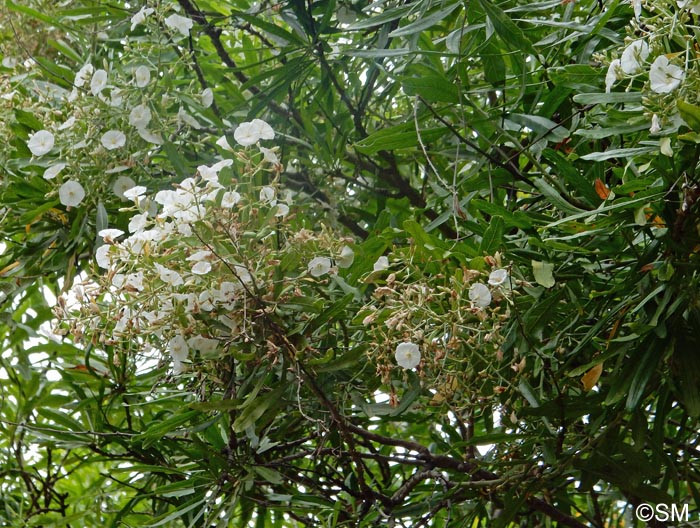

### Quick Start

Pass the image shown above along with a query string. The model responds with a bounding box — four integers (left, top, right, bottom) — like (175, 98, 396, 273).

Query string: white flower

(128, 212, 149, 233)
(2, 56, 17, 69)
(136, 127, 163, 145)
(129, 104, 152, 128)
(201, 88, 214, 108)
(488, 269, 509, 286)
(649, 55, 685, 94)
(169, 335, 189, 374)
(259, 186, 276, 203)
(233, 119, 275, 146)
(177, 107, 201, 129)
(275, 203, 289, 217)
(192, 261, 212, 275)
(373, 256, 389, 271)
(337, 245, 354, 268)
(221, 191, 241, 208)
(112, 176, 136, 200)
(131, 6, 154, 30)
(28, 130, 54, 156)
(58, 180, 85, 207)
(57, 116, 76, 131)
(308, 256, 332, 277)
(605, 59, 620, 93)
(74, 63, 93, 88)
(112, 273, 126, 290)
(395, 342, 420, 370)
(98, 228, 124, 242)
(216, 135, 234, 152)
(165, 13, 193, 38)
(620, 40, 648, 74)
(469, 282, 491, 308)
(101, 130, 126, 150)
(96, 245, 112, 269)
(234, 265, 252, 285)
(650, 114, 661, 134)
(155, 263, 184, 286)
(631, 0, 642, 19)
(109, 88, 123, 108)
(43, 162, 67, 180)
(259, 146, 279, 165)
(134, 66, 151, 88)
(188, 335, 219, 356)
(677, 0, 700, 14)
(125, 271, 145, 290)
(90, 69, 108, 95)
(123, 186, 147, 201)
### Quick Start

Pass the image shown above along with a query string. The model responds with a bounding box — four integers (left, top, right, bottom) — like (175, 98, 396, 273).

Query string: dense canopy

(1, 0, 699, 526)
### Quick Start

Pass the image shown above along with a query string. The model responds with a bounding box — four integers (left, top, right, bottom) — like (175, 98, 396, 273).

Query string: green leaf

(346, 4, 413, 30)
(677, 99, 700, 132)
(136, 410, 201, 448)
(524, 288, 565, 340)
(312, 345, 366, 373)
(15, 109, 44, 130)
(475, 0, 535, 55)
(7, 0, 63, 26)
(342, 48, 411, 58)
(472, 199, 534, 229)
(507, 114, 569, 143)
(546, 192, 664, 228)
(303, 294, 354, 333)
(354, 125, 446, 155)
(549, 65, 601, 90)
(574, 123, 649, 139)
(573, 92, 643, 104)
(252, 465, 284, 484)
(481, 39, 506, 86)
(162, 141, 189, 178)
(95, 201, 108, 246)
(533, 177, 585, 214)
(401, 75, 460, 103)
(146, 496, 207, 527)
(388, 2, 461, 38)
(580, 146, 657, 161)
(233, 385, 286, 433)
(532, 260, 555, 288)
(480, 215, 504, 254)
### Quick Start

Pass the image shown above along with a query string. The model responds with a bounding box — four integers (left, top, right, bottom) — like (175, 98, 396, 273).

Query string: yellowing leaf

(532, 260, 555, 288)
(581, 363, 603, 392)
(594, 178, 610, 200)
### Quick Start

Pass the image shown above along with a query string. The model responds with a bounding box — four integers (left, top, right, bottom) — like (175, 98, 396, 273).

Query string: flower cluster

(606, 41, 684, 96)
(57, 122, 358, 379)
(3, 3, 216, 220)
(359, 248, 515, 410)
(603, 1, 700, 136)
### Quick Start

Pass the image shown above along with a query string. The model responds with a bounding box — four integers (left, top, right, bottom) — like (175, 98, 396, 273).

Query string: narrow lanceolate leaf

(233, 385, 286, 433)
(354, 125, 446, 155)
(533, 178, 584, 214)
(475, 0, 536, 55)
(573, 92, 642, 104)
(507, 114, 569, 143)
(580, 147, 657, 161)
(388, 2, 461, 38)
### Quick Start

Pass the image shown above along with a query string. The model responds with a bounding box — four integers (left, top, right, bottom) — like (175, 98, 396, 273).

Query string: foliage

(1, 0, 699, 526)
